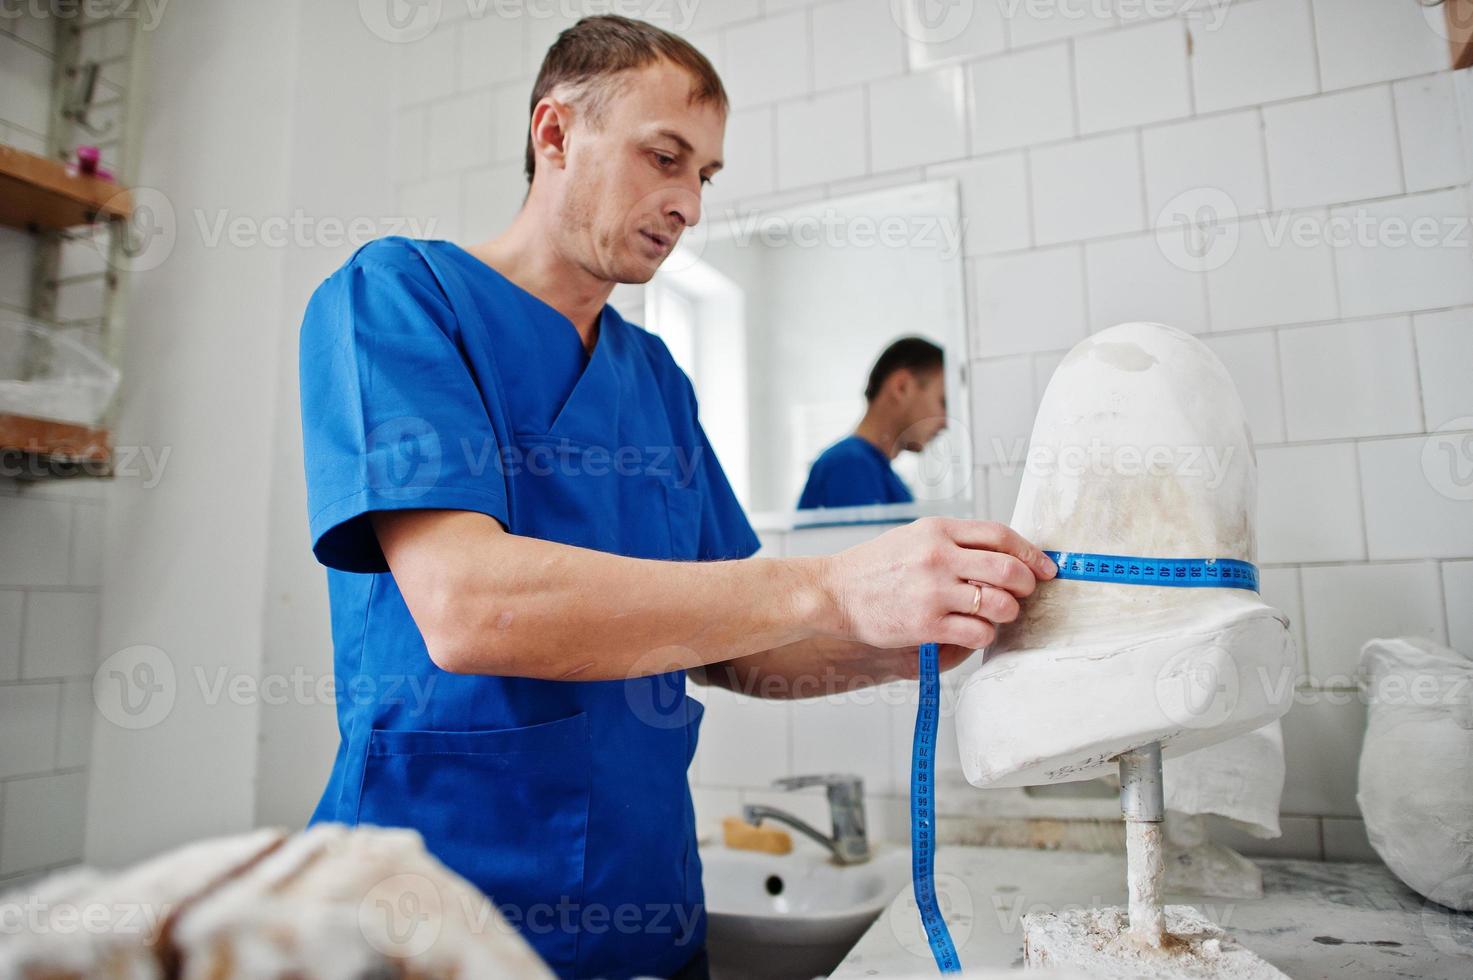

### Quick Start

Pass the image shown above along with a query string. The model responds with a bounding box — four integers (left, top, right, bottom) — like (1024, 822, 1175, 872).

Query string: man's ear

(529, 97, 573, 174)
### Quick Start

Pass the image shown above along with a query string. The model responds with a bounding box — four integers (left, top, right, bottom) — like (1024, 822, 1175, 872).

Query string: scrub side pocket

(356, 712, 592, 972)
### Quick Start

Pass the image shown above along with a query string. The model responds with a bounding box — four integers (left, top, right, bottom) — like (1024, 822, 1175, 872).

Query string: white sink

(701, 843, 911, 979)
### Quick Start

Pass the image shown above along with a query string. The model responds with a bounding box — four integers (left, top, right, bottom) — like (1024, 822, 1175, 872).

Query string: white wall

(382, 0, 1473, 862)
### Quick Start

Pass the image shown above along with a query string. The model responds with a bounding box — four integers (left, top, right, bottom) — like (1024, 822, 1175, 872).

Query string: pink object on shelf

(70, 146, 116, 183)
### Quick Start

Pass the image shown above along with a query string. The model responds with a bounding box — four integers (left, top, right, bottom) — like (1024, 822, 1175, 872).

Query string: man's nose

(670, 187, 701, 229)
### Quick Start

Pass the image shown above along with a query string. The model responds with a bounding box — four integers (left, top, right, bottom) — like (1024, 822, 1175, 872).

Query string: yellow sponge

(721, 816, 793, 855)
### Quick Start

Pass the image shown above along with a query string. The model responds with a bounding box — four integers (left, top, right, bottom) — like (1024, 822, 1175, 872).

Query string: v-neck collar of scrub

(439, 241, 624, 444)
(442, 241, 613, 364)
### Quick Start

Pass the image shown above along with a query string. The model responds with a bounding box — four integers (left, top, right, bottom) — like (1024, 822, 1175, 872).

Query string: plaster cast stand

(1120, 743, 1167, 947)
(1023, 741, 1289, 978)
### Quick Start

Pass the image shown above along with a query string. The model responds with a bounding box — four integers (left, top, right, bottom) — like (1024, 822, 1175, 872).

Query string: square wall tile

(1360, 436, 1473, 560)
(1394, 74, 1467, 194)
(0, 497, 71, 588)
(972, 246, 1088, 357)
(462, 161, 529, 242)
(1263, 87, 1402, 211)
(1204, 211, 1338, 330)
(985, 463, 1025, 522)
(790, 690, 898, 795)
(1029, 132, 1144, 245)
(396, 28, 457, 105)
(397, 174, 463, 242)
(55, 678, 92, 771)
(969, 44, 1074, 155)
(490, 83, 528, 164)
(1415, 308, 1473, 430)
(1142, 110, 1269, 221)
(0, 683, 61, 779)
(1074, 18, 1191, 134)
(1279, 318, 1423, 441)
(21, 592, 99, 680)
(457, 13, 522, 90)
(971, 356, 1036, 466)
(1444, 561, 1473, 653)
(900, 0, 1006, 70)
(869, 67, 968, 172)
(427, 90, 494, 174)
(1301, 563, 1447, 681)
(777, 88, 867, 190)
(1256, 443, 1366, 564)
(1005, 0, 1115, 46)
(813, 0, 906, 91)
(706, 105, 775, 205)
(723, 11, 808, 108)
(933, 153, 1031, 256)
(0, 591, 20, 682)
(0, 772, 88, 876)
(1189, 0, 1318, 115)
(1201, 330, 1286, 444)
(1085, 231, 1208, 335)
(1279, 697, 1367, 818)
(1322, 816, 1381, 863)
(693, 687, 792, 788)
(1333, 190, 1473, 319)
(68, 504, 104, 589)
(1259, 567, 1307, 672)
(1310, 0, 1448, 91)
(1208, 814, 1322, 861)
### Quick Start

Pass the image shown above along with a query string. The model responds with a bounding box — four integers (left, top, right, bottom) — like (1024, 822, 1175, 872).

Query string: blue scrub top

(797, 434, 914, 510)
(298, 237, 760, 979)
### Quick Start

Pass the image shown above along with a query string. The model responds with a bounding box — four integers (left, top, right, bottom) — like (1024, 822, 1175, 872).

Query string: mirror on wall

(644, 179, 971, 528)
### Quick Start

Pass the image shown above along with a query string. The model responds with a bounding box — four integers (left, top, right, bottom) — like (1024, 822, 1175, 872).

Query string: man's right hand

(817, 517, 1058, 651)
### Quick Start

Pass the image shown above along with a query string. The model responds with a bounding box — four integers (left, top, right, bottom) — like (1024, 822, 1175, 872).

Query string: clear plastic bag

(0, 317, 119, 426)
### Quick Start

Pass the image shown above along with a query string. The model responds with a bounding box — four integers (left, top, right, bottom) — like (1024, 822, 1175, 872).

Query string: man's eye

(654, 153, 675, 168)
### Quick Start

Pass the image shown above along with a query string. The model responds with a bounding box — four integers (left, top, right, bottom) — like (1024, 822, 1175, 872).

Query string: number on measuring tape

(1044, 550, 1260, 593)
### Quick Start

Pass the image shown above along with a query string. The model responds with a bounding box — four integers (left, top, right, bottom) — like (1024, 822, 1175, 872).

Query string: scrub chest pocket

(356, 712, 593, 972)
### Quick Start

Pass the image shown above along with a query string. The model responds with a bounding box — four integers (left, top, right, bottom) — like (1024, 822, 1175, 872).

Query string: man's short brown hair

(523, 15, 728, 184)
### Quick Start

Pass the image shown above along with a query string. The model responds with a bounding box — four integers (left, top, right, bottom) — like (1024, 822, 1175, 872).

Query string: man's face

(554, 61, 726, 285)
(899, 368, 948, 453)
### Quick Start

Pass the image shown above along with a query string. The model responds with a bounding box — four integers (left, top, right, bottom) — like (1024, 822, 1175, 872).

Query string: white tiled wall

(0, 12, 102, 891)
(388, 0, 1473, 862)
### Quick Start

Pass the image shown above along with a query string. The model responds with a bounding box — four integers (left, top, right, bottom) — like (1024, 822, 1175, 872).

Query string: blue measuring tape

(911, 642, 960, 973)
(907, 550, 1260, 973)
(1044, 550, 1260, 592)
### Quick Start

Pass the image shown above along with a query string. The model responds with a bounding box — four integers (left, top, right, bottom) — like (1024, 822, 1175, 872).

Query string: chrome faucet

(742, 773, 870, 865)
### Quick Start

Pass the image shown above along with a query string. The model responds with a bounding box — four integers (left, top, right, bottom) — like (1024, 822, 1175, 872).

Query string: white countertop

(831, 845, 1472, 979)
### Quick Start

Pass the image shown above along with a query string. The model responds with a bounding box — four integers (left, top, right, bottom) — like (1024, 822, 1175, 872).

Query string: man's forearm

(374, 509, 842, 681)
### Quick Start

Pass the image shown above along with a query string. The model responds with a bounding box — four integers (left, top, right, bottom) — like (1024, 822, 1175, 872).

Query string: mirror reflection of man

(797, 337, 947, 510)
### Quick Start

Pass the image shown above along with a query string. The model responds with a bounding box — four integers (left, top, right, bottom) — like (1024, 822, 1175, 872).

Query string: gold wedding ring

(968, 580, 983, 617)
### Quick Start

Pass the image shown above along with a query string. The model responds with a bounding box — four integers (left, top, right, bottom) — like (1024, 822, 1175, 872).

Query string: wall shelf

(0, 143, 132, 232)
(0, 413, 111, 467)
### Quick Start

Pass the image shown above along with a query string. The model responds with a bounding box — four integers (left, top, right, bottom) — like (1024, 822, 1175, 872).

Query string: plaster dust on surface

(956, 322, 1297, 790)
(1023, 904, 1290, 980)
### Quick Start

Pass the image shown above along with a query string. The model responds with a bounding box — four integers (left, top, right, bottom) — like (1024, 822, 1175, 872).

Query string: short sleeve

(299, 245, 509, 573)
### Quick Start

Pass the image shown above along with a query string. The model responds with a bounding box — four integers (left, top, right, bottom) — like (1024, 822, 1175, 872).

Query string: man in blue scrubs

(798, 337, 947, 510)
(298, 16, 1055, 979)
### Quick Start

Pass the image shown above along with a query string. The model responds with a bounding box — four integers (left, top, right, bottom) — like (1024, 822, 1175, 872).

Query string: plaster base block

(1023, 905, 1288, 979)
